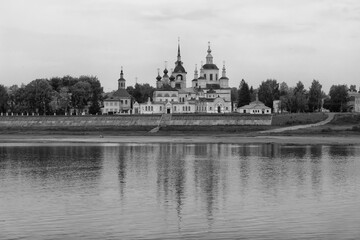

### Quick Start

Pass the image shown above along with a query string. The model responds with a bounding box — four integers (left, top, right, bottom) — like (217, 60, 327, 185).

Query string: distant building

(237, 95, 271, 114)
(134, 41, 232, 114)
(348, 91, 360, 113)
(273, 100, 281, 114)
(102, 67, 132, 114)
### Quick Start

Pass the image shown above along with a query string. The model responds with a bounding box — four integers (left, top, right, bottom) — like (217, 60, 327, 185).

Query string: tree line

(0, 76, 103, 115)
(1, 76, 358, 115)
(237, 79, 358, 113)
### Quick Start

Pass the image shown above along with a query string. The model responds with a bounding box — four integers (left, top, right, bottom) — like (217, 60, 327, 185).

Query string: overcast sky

(1, 0, 359, 93)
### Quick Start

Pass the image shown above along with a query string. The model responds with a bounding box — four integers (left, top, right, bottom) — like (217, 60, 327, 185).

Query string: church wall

(203, 69, 219, 82)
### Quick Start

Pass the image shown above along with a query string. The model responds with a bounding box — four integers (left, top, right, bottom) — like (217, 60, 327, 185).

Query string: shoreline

(0, 134, 359, 146)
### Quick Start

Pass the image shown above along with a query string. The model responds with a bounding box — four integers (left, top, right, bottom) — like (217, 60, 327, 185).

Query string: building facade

(102, 67, 132, 114)
(348, 91, 360, 113)
(134, 42, 232, 114)
(237, 95, 271, 114)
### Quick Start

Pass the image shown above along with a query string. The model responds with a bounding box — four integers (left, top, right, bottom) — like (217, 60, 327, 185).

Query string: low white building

(237, 97, 271, 114)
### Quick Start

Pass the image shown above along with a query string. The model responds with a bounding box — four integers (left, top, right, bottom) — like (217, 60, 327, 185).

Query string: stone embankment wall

(0, 114, 272, 129)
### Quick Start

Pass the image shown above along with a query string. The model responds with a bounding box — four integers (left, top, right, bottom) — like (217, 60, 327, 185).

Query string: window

(210, 74, 213, 80)
(125, 100, 128, 104)
(204, 74, 206, 79)
(160, 106, 162, 111)
(110, 102, 113, 106)
(174, 106, 177, 111)
(216, 74, 218, 80)
(210, 107, 212, 111)
(151, 106, 153, 111)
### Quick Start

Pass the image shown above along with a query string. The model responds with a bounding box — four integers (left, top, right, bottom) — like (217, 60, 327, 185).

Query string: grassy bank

(271, 112, 327, 126)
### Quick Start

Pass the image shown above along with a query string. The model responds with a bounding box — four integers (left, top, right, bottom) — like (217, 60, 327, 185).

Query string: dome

(174, 64, 186, 73)
(192, 79, 198, 82)
(219, 76, 229, 80)
(163, 68, 168, 74)
(202, 63, 219, 70)
(156, 75, 161, 81)
(169, 75, 175, 81)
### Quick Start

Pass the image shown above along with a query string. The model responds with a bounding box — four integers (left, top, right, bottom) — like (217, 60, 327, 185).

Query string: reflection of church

(133, 41, 232, 114)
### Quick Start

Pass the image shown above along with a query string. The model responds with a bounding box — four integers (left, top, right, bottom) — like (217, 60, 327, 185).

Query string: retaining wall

(0, 114, 272, 129)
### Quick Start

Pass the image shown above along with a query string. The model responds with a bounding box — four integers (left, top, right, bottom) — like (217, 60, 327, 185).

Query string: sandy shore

(0, 134, 359, 145)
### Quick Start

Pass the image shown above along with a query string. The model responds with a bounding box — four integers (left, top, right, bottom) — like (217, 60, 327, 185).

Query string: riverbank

(1, 133, 359, 145)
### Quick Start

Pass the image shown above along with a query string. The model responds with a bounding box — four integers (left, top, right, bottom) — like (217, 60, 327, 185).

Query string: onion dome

(156, 68, 162, 81)
(170, 75, 175, 81)
(163, 68, 169, 78)
(202, 63, 219, 70)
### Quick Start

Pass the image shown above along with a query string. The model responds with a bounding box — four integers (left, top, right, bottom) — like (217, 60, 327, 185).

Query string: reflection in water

(0, 143, 359, 240)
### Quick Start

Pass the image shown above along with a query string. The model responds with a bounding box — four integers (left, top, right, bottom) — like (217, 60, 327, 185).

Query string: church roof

(202, 63, 219, 70)
(219, 76, 229, 80)
(105, 89, 131, 100)
(239, 100, 271, 110)
(173, 64, 186, 73)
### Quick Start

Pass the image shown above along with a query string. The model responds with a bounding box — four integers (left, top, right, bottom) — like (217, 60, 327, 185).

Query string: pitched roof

(239, 100, 271, 110)
(105, 89, 131, 100)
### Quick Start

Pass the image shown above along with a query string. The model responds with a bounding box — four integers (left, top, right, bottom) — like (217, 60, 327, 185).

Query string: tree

(279, 82, 289, 112)
(79, 76, 103, 114)
(127, 83, 155, 103)
(25, 79, 53, 115)
(237, 79, 251, 107)
(293, 81, 308, 112)
(0, 85, 8, 113)
(230, 87, 238, 104)
(308, 80, 322, 112)
(258, 79, 280, 109)
(328, 85, 349, 112)
(70, 81, 92, 114)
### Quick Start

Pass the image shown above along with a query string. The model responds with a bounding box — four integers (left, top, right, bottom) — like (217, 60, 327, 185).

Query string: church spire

(120, 66, 124, 79)
(177, 37, 181, 62)
(173, 38, 186, 74)
(118, 66, 126, 90)
(206, 41, 213, 64)
(194, 64, 198, 79)
(222, 61, 227, 78)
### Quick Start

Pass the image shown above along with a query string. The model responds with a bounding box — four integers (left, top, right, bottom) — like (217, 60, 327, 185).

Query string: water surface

(0, 143, 359, 239)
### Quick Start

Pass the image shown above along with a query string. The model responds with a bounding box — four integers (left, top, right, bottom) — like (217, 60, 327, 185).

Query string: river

(0, 143, 359, 239)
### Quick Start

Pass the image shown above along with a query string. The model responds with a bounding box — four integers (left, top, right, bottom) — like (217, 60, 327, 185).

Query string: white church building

(133, 42, 232, 114)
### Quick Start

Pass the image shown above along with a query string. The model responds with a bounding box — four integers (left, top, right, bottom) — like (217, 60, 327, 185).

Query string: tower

(192, 64, 199, 88)
(156, 68, 162, 88)
(202, 42, 219, 84)
(172, 38, 187, 89)
(219, 61, 229, 88)
(118, 66, 126, 90)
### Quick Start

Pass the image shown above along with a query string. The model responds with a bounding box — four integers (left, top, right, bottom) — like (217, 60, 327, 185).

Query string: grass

(272, 112, 327, 126)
